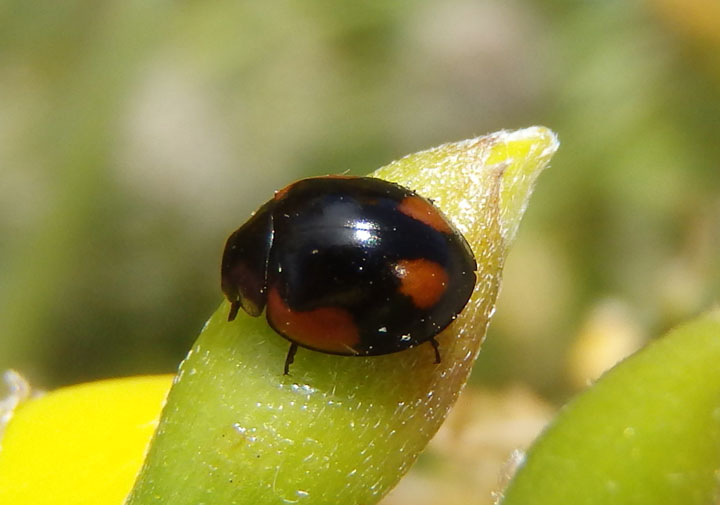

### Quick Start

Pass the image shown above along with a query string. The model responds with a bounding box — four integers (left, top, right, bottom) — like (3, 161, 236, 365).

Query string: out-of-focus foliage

(1, 1, 719, 503)
(501, 311, 720, 505)
(0, 0, 718, 404)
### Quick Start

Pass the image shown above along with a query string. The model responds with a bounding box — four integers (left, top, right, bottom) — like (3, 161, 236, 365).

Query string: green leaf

(125, 127, 558, 505)
(501, 310, 720, 505)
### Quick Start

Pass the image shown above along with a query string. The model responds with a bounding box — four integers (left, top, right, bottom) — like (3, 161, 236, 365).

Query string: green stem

(125, 127, 558, 505)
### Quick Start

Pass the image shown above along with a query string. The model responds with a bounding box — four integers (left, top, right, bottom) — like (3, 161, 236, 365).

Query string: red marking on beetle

(393, 259, 448, 309)
(266, 287, 360, 354)
(274, 183, 294, 201)
(274, 175, 358, 201)
(321, 174, 356, 180)
(397, 196, 452, 233)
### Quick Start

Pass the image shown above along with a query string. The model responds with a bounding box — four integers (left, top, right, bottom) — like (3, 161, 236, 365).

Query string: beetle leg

(429, 337, 441, 364)
(228, 300, 241, 322)
(284, 342, 299, 375)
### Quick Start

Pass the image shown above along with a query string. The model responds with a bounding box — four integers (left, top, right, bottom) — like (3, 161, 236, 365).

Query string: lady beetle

(221, 176, 477, 374)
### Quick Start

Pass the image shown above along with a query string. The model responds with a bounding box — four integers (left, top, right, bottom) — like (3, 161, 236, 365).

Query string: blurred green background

(1, 0, 719, 397)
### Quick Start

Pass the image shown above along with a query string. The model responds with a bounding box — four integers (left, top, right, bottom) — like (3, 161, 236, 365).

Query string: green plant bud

(126, 127, 559, 505)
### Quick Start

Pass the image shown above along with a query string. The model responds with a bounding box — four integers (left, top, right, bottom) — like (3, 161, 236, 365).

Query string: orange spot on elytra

(394, 259, 448, 309)
(266, 287, 360, 354)
(274, 183, 294, 201)
(274, 175, 359, 201)
(397, 196, 452, 233)
(321, 174, 356, 180)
